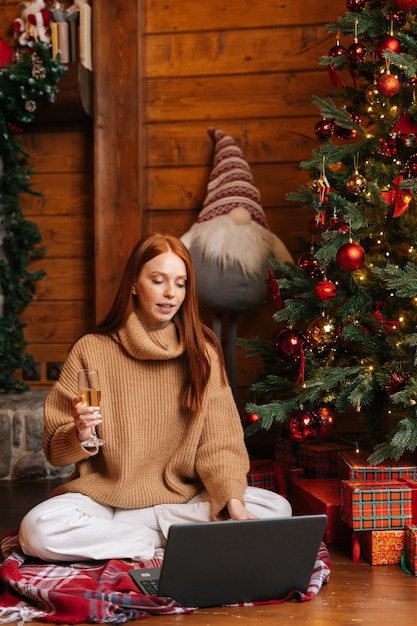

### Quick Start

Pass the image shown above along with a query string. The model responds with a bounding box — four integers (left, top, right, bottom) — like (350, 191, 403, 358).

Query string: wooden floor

(1, 480, 417, 625)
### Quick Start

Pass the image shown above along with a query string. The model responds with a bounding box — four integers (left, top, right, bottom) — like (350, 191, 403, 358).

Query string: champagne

(79, 388, 101, 407)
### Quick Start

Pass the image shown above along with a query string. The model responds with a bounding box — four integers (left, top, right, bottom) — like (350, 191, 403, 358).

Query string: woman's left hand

(227, 497, 257, 520)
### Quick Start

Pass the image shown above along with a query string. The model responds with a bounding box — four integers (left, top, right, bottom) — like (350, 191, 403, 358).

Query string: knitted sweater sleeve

(194, 348, 250, 519)
(42, 339, 99, 467)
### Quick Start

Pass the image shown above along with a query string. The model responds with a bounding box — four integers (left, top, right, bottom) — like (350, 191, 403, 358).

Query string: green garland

(0, 43, 66, 392)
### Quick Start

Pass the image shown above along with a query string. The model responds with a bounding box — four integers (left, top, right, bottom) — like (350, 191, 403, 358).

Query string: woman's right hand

(72, 396, 102, 443)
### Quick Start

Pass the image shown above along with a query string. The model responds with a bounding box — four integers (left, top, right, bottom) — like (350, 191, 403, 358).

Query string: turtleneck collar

(113, 312, 185, 361)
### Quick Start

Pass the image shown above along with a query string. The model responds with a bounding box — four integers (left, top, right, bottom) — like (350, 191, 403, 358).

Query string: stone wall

(0, 391, 73, 480)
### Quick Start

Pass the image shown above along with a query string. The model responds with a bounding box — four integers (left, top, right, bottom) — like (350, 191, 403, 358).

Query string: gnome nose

(228, 206, 252, 225)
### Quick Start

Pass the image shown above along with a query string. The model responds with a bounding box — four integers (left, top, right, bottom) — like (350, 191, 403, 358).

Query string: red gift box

(399, 477, 417, 523)
(289, 478, 351, 543)
(247, 460, 303, 496)
(275, 440, 351, 478)
(405, 524, 417, 575)
(357, 529, 405, 565)
(341, 480, 413, 530)
(337, 450, 416, 481)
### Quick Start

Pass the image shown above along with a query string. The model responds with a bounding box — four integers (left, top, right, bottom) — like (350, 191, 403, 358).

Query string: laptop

(129, 514, 327, 607)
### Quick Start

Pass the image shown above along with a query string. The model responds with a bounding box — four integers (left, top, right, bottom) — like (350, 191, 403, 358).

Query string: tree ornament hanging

(328, 216, 349, 234)
(241, 411, 261, 427)
(329, 41, 346, 58)
(315, 279, 337, 302)
(346, 0, 365, 11)
(307, 314, 338, 351)
(376, 35, 401, 60)
(315, 119, 334, 140)
(385, 373, 410, 395)
(336, 241, 365, 271)
(286, 409, 322, 443)
(333, 107, 360, 140)
(318, 405, 336, 440)
(380, 176, 412, 217)
(267, 268, 283, 308)
(392, 112, 417, 148)
(377, 71, 400, 97)
(346, 41, 367, 65)
(365, 82, 380, 104)
(387, 10, 407, 27)
(298, 251, 324, 279)
(346, 171, 367, 195)
(274, 328, 307, 361)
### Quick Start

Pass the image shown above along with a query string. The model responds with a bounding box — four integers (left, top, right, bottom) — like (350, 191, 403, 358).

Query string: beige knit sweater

(43, 312, 250, 518)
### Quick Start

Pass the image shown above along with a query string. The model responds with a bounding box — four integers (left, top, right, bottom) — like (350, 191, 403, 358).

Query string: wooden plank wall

(140, 0, 345, 409)
(0, 0, 347, 410)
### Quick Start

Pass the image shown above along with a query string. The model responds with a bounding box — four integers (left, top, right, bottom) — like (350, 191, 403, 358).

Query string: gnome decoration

(181, 127, 293, 394)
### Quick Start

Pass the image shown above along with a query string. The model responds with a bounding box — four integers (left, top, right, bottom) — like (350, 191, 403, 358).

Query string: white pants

(19, 487, 292, 562)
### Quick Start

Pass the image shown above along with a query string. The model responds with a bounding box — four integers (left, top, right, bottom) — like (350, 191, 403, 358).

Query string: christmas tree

(240, 0, 417, 463)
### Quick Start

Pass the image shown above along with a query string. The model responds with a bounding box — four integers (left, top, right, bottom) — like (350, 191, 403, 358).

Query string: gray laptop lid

(129, 514, 327, 607)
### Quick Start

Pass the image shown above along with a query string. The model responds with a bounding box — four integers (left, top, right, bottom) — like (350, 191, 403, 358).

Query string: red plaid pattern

(275, 441, 350, 478)
(337, 450, 417, 481)
(341, 480, 413, 530)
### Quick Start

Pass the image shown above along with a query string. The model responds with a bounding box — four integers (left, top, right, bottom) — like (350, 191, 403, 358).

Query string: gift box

(289, 478, 351, 543)
(405, 524, 417, 575)
(341, 480, 413, 530)
(399, 478, 417, 523)
(337, 450, 416, 482)
(357, 529, 405, 565)
(247, 460, 303, 496)
(275, 440, 351, 478)
(247, 460, 281, 493)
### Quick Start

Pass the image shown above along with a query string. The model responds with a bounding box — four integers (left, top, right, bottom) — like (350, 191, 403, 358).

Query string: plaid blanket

(0, 532, 330, 623)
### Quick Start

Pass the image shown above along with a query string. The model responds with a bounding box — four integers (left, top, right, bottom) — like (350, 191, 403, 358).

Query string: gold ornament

(307, 315, 338, 352)
(308, 179, 321, 193)
(328, 161, 342, 172)
(365, 83, 380, 104)
(346, 172, 367, 195)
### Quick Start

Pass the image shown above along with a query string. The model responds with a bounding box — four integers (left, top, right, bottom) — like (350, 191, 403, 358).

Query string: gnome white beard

(182, 215, 283, 278)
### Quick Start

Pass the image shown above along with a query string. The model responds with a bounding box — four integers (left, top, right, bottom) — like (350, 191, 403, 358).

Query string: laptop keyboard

(138, 578, 160, 596)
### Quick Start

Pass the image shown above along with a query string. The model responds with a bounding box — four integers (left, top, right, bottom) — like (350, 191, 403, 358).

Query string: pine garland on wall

(0, 41, 66, 392)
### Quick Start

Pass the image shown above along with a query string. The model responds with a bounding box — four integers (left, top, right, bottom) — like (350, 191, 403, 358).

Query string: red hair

(93, 233, 226, 416)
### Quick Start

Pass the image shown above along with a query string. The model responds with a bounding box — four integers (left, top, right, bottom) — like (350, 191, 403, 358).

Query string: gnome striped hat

(197, 128, 270, 230)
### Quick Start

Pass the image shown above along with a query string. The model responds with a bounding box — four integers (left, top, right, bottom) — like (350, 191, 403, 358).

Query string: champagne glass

(77, 369, 105, 447)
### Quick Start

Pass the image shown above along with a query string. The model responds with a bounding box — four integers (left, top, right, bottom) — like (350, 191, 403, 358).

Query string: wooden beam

(93, 0, 144, 321)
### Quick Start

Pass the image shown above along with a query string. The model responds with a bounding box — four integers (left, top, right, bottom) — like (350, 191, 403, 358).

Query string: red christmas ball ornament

(298, 251, 324, 279)
(315, 280, 337, 302)
(377, 72, 400, 97)
(336, 241, 365, 271)
(394, 0, 417, 10)
(346, 42, 367, 65)
(405, 153, 417, 178)
(241, 412, 261, 427)
(287, 409, 322, 443)
(376, 35, 401, 60)
(274, 328, 307, 361)
(307, 218, 326, 234)
(329, 43, 346, 58)
(318, 405, 336, 440)
(328, 217, 349, 234)
(346, 0, 365, 11)
(315, 119, 334, 140)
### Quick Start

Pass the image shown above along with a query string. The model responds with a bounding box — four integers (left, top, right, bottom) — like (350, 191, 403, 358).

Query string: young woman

(19, 233, 291, 562)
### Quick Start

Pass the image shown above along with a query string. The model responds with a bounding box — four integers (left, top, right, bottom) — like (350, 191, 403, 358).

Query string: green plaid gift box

(341, 480, 413, 530)
(337, 450, 417, 481)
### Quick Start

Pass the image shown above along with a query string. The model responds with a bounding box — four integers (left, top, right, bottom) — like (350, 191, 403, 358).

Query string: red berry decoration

(346, 42, 367, 65)
(298, 251, 324, 279)
(315, 280, 337, 302)
(336, 241, 365, 271)
(315, 119, 334, 140)
(394, 0, 417, 10)
(346, 0, 365, 11)
(376, 35, 401, 60)
(287, 409, 322, 443)
(274, 328, 307, 361)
